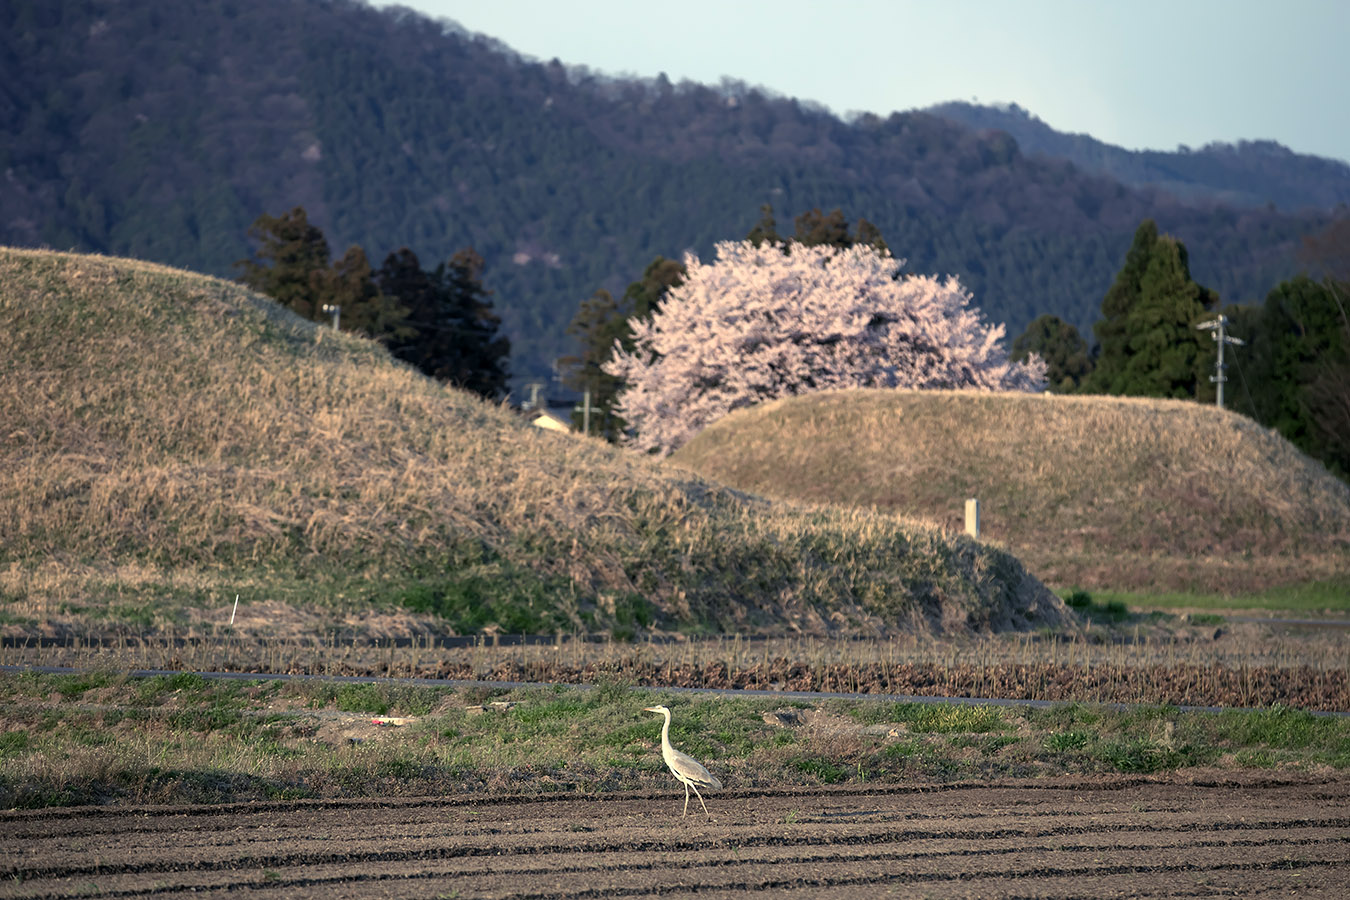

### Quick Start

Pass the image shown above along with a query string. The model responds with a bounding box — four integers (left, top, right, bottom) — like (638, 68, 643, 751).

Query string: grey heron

(643, 705, 722, 816)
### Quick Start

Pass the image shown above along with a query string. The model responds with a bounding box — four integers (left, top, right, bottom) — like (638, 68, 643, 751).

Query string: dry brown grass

(671, 389, 1350, 595)
(0, 248, 1067, 638)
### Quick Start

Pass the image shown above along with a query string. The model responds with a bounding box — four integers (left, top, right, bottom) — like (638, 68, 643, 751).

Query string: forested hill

(926, 101, 1350, 212)
(1, 0, 1335, 383)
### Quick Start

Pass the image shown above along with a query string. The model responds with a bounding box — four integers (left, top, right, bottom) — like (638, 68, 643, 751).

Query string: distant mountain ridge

(925, 101, 1350, 212)
(0, 0, 1335, 383)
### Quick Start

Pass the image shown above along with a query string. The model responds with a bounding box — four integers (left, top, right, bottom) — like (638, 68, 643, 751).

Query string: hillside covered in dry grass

(0, 249, 1068, 640)
(672, 390, 1350, 596)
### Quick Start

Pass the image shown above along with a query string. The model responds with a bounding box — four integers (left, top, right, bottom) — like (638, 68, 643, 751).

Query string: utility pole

(582, 389, 591, 436)
(1196, 315, 1244, 408)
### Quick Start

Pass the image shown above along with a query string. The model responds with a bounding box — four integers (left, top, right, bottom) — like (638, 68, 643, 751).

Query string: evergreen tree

(235, 207, 408, 342)
(1298, 218, 1350, 475)
(560, 288, 630, 439)
(377, 246, 443, 368)
(748, 205, 889, 254)
(745, 204, 781, 249)
(234, 207, 331, 319)
(793, 207, 852, 248)
(1234, 275, 1349, 476)
(560, 255, 686, 440)
(434, 249, 510, 398)
(1085, 220, 1218, 399)
(377, 246, 509, 398)
(1012, 314, 1093, 392)
(320, 245, 411, 343)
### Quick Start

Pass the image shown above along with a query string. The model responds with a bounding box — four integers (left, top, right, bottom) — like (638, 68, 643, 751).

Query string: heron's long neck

(660, 710, 671, 747)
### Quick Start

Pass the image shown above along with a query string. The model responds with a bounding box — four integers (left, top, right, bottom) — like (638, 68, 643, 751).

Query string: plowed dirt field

(3, 774, 1346, 899)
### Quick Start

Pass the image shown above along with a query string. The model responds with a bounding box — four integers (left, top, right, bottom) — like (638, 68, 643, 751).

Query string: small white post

(965, 498, 980, 539)
(229, 594, 239, 625)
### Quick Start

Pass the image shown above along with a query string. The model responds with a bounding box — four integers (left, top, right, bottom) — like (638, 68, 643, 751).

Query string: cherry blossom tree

(605, 240, 1046, 455)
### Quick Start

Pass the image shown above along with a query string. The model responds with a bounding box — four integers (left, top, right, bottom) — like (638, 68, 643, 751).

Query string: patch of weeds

(1118, 705, 1181, 727)
(602, 720, 659, 749)
(1188, 613, 1225, 626)
(374, 756, 424, 780)
(1213, 705, 1327, 751)
(68, 724, 116, 747)
(595, 676, 633, 705)
(1064, 588, 1092, 610)
(1043, 730, 1091, 752)
(611, 594, 653, 639)
(1060, 589, 1131, 624)
(1096, 737, 1187, 773)
(884, 738, 921, 760)
(263, 784, 317, 801)
(791, 756, 848, 784)
(511, 696, 588, 730)
(170, 704, 243, 732)
(949, 734, 1019, 754)
(136, 672, 211, 705)
(772, 731, 797, 746)
(1027, 703, 1104, 732)
(53, 672, 117, 700)
(869, 702, 1008, 734)
(334, 683, 390, 715)
(394, 558, 572, 635)
(1233, 748, 1278, 768)
(0, 728, 31, 757)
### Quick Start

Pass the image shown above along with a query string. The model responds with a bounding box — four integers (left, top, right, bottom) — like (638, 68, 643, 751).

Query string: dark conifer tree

(430, 249, 511, 399)
(745, 204, 781, 248)
(1084, 220, 1218, 399)
(320, 245, 411, 343)
(377, 247, 511, 399)
(1233, 274, 1349, 477)
(235, 207, 408, 342)
(1012, 314, 1092, 392)
(234, 207, 331, 319)
(560, 255, 686, 440)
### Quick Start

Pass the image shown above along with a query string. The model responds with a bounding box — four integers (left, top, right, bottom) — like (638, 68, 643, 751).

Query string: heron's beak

(643, 706, 659, 713)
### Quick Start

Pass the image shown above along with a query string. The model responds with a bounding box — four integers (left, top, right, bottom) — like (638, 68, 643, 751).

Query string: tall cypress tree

(1085, 220, 1218, 399)
(432, 248, 511, 399)
(378, 247, 510, 399)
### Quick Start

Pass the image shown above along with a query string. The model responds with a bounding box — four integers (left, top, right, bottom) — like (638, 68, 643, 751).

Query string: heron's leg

(682, 781, 690, 816)
(691, 782, 709, 816)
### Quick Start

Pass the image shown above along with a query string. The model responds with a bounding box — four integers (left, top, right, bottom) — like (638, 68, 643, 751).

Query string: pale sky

(375, 0, 1350, 164)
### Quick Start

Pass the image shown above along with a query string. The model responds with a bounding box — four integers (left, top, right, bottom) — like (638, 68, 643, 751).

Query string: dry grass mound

(0, 249, 1067, 638)
(671, 389, 1350, 595)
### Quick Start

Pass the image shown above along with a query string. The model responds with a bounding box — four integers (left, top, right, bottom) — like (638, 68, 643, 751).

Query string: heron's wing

(669, 748, 721, 789)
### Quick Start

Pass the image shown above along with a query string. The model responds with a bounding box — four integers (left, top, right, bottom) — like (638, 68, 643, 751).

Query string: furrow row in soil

(5, 846, 1343, 900)
(5, 780, 1346, 899)
(6, 828, 1344, 898)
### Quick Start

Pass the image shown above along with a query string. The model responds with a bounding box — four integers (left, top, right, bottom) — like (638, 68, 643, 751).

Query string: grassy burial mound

(0, 249, 1068, 639)
(671, 390, 1350, 597)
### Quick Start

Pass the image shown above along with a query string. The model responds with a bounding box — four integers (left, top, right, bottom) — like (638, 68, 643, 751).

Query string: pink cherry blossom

(605, 240, 1046, 454)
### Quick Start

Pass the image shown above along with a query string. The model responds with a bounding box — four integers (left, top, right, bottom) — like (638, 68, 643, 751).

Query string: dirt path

(3, 773, 1347, 899)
